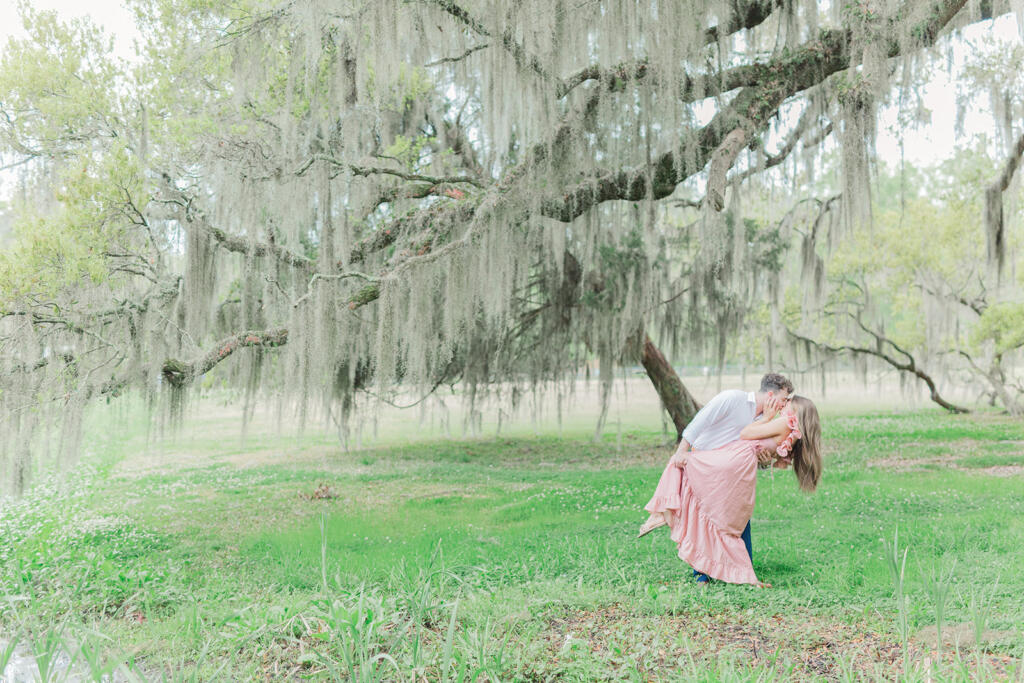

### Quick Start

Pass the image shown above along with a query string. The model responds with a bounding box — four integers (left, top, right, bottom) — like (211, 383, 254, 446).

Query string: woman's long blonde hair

(789, 396, 822, 492)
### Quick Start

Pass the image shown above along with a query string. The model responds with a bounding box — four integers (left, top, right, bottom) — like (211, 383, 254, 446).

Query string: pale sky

(0, 0, 139, 60)
(874, 13, 1022, 168)
(0, 2, 1021, 175)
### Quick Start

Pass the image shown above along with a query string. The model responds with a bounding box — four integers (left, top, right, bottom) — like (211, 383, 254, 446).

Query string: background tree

(782, 140, 1024, 414)
(776, 33, 1024, 415)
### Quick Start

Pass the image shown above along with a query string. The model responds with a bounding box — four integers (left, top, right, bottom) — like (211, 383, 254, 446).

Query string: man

(662, 372, 793, 583)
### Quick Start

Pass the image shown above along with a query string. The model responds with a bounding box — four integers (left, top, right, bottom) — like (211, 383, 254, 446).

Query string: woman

(638, 396, 822, 585)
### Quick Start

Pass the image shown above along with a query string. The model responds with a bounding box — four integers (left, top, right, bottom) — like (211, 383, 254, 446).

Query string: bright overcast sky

(0, 2, 1021, 170)
(0, 0, 139, 61)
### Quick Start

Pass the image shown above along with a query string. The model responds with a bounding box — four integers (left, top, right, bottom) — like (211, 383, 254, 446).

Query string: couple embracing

(638, 373, 822, 587)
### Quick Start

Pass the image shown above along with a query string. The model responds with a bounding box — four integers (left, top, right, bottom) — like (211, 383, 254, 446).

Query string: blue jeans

(694, 520, 751, 583)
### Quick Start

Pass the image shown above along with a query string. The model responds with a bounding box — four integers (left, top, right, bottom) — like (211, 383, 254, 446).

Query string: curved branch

(430, 0, 559, 86)
(787, 329, 969, 413)
(560, 0, 787, 98)
(541, 0, 968, 223)
(159, 186, 313, 270)
(730, 115, 834, 187)
(958, 349, 1023, 416)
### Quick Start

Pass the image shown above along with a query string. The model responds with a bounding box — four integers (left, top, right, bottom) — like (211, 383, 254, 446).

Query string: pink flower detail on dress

(775, 412, 802, 458)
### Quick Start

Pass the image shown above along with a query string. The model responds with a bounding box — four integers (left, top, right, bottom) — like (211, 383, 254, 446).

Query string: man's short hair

(760, 372, 794, 395)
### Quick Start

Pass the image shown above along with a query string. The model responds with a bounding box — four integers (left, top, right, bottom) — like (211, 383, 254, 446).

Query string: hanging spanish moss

(0, 0, 1008, 493)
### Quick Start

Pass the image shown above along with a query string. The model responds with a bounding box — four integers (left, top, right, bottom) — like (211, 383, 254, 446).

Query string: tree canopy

(1, 0, 1022, 493)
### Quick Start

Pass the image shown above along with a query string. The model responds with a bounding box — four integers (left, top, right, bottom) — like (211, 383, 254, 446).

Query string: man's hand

(669, 452, 688, 468)
(755, 446, 775, 468)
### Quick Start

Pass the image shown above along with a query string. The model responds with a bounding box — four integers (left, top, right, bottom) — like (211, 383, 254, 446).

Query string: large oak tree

(0, 0, 1012, 491)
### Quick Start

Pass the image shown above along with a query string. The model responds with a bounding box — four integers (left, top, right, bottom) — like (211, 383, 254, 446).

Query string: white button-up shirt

(681, 390, 757, 450)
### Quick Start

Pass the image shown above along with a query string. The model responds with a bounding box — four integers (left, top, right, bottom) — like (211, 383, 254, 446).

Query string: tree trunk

(960, 351, 1023, 416)
(639, 335, 701, 441)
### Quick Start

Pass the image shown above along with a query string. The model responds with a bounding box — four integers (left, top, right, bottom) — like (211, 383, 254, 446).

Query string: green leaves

(0, 7, 120, 158)
(0, 145, 147, 304)
(971, 302, 1024, 355)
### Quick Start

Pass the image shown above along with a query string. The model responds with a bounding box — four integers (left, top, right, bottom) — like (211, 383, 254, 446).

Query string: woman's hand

(669, 452, 688, 468)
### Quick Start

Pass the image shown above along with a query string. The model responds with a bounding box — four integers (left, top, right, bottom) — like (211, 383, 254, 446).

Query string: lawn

(1, 403, 1023, 681)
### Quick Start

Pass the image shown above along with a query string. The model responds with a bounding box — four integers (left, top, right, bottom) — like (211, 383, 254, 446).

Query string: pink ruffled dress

(643, 413, 801, 584)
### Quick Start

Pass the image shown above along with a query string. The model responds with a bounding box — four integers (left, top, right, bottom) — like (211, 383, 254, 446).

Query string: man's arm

(670, 392, 734, 468)
(679, 391, 731, 447)
(668, 437, 692, 467)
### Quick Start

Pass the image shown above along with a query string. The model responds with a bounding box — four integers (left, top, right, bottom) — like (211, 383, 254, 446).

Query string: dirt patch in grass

(869, 454, 959, 472)
(915, 623, 1018, 650)
(534, 605, 1019, 680)
(111, 442, 424, 480)
(870, 456, 1024, 477)
(977, 465, 1024, 477)
(870, 445, 1024, 477)
(502, 443, 672, 471)
(112, 434, 673, 480)
(130, 475, 534, 539)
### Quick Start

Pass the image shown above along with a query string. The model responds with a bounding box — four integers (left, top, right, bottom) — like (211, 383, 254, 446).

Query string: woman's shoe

(637, 514, 667, 538)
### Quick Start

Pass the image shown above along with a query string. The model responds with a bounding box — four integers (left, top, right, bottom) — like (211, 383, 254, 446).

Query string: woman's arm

(739, 415, 789, 441)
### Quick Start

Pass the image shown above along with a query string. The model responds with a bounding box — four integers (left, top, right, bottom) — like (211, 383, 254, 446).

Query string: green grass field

(1, 404, 1023, 681)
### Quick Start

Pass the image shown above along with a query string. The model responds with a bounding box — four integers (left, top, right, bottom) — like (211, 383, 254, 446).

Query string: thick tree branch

(560, 0, 787, 98)
(161, 328, 288, 388)
(984, 127, 1024, 275)
(348, 199, 478, 265)
(347, 0, 969, 302)
(302, 154, 485, 188)
(159, 184, 313, 270)
(704, 0, 787, 44)
(435, 0, 786, 101)
(540, 0, 967, 223)
(705, 127, 749, 211)
(200, 219, 313, 269)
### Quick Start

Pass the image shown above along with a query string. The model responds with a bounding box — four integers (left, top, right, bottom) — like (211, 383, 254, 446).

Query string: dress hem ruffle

(644, 469, 759, 585)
